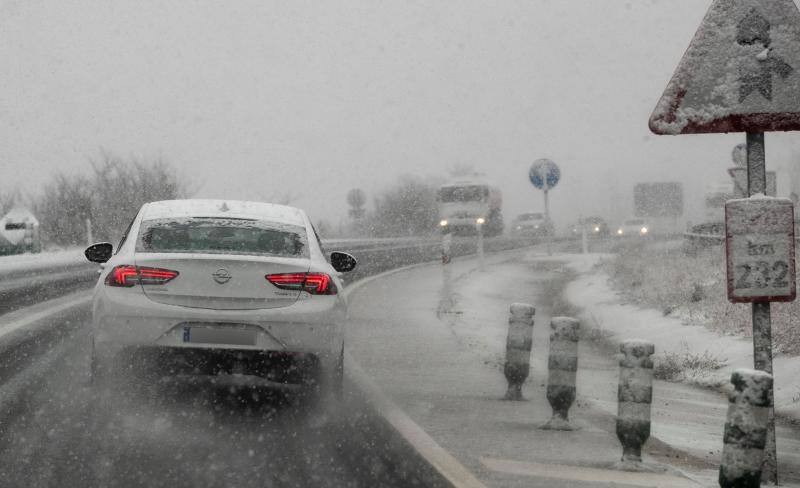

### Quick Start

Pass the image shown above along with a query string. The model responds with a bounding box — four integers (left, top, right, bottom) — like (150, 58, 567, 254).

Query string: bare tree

(0, 189, 20, 216)
(364, 175, 440, 237)
(33, 174, 93, 246)
(33, 152, 190, 246)
(346, 188, 366, 220)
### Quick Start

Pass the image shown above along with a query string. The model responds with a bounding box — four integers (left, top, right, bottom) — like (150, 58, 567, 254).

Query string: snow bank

(556, 252, 800, 419)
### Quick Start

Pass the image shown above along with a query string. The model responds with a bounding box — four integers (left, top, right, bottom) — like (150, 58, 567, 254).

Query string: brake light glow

(266, 272, 336, 295)
(105, 265, 179, 287)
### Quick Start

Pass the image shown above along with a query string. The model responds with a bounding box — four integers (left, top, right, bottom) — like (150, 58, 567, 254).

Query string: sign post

(649, 1, 800, 483)
(728, 166, 776, 199)
(529, 159, 561, 256)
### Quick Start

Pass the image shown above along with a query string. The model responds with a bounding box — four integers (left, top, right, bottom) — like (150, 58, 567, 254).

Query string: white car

(84, 199, 356, 402)
(616, 218, 650, 237)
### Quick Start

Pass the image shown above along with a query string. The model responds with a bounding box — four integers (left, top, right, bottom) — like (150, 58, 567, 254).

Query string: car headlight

(640, 227, 648, 234)
(617, 228, 623, 235)
(440, 220, 448, 227)
(476, 217, 486, 225)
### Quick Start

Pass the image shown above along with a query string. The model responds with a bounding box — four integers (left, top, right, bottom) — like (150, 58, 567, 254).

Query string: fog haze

(3, 0, 800, 227)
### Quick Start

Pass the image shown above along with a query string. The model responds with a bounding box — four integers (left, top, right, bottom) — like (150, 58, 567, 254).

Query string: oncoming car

(84, 199, 357, 404)
(616, 218, 650, 237)
(570, 216, 609, 237)
(511, 212, 553, 237)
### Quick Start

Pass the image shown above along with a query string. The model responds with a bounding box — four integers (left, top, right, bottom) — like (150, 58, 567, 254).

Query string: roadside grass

(601, 241, 800, 356)
(537, 262, 581, 318)
(653, 342, 728, 384)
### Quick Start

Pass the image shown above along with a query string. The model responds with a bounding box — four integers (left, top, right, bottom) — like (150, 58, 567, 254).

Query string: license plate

(182, 326, 257, 346)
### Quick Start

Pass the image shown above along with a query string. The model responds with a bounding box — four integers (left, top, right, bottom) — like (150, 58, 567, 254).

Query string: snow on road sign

(650, 0, 800, 135)
(529, 159, 560, 191)
(725, 198, 795, 302)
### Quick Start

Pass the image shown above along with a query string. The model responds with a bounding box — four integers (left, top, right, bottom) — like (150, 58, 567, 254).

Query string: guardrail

(0, 235, 542, 316)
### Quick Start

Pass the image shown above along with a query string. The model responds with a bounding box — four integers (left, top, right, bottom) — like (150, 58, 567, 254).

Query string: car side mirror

(330, 251, 357, 273)
(85, 242, 113, 263)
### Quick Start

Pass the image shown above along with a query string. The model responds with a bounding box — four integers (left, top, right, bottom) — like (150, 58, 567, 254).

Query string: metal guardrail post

(503, 303, 535, 401)
(541, 317, 580, 430)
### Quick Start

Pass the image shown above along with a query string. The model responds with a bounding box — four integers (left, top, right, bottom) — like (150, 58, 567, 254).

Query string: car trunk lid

(134, 253, 309, 310)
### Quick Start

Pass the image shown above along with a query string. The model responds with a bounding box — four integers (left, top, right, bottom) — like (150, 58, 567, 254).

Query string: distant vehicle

(0, 206, 41, 255)
(84, 199, 357, 407)
(571, 216, 609, 237)
(616, 218, 650, 237)
(437, 180, 503, 237)
(511, 212, 553, 237)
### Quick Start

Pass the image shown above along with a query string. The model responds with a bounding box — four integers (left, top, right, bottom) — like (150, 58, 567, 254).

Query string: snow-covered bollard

(441, 232, 452, 264)
(719, 369, 773, 488)
(540, 317, 580, 430)
(615, 339, 655, 468)
(503, 303, 535, 401)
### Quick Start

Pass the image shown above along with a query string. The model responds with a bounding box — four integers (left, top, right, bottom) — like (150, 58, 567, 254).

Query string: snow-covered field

(0, 248, 86, 275)
(601, 242, 800, 355)
(561, 251, 800, 420)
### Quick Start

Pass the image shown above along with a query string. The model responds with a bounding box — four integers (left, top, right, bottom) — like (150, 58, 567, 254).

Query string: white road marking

(345, 354, 488, 488)
(480, 457, 702, 487)
(0, 294, 91, 341)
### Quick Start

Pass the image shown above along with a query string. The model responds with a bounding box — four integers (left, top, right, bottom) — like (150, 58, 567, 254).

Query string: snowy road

(0, 237, 549, 487)
(345, 247, 800, 487)
(0, 296, 426, 487)
(0, 236, 621, 487)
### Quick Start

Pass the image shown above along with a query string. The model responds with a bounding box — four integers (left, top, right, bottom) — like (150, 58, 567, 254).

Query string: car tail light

(105, 265, 179, 287)
(266, 272, 337, 295)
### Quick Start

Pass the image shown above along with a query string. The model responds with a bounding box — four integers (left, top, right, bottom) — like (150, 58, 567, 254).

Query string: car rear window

(136, 217, 308, 258)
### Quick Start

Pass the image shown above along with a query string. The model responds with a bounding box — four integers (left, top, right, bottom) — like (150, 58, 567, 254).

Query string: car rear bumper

(98, 345, 323, 385)
(92, 287, 345, 365)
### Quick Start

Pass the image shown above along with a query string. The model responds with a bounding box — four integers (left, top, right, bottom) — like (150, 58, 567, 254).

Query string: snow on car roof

(142, 200, 307, 226)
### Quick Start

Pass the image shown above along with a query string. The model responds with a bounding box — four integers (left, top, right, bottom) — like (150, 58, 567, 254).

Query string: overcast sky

(3, 0, 800, 228)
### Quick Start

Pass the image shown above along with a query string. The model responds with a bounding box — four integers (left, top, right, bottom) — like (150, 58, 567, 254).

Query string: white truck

(437, 180, 503, 237)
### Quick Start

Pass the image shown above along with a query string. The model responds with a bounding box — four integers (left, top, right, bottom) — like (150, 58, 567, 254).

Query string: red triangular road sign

(650, 0, 800, 135)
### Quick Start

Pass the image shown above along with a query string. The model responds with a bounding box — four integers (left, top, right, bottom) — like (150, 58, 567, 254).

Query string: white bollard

(503, 304, 535, 401)
(441, 232, 452, 264)
(86, 218, 93, 246)
(581, 225, 588, 254)
(476, 223, 485, 270)
(719, 369, 773, 488)
(615, 339, 655, 469)
(540, 317, 580, 430)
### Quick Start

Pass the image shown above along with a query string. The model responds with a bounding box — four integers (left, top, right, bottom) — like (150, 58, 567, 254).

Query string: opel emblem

(212, 268, 232, 284)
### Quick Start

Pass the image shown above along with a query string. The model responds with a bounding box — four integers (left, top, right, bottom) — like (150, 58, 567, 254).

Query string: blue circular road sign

(529, 159, 561, 190)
